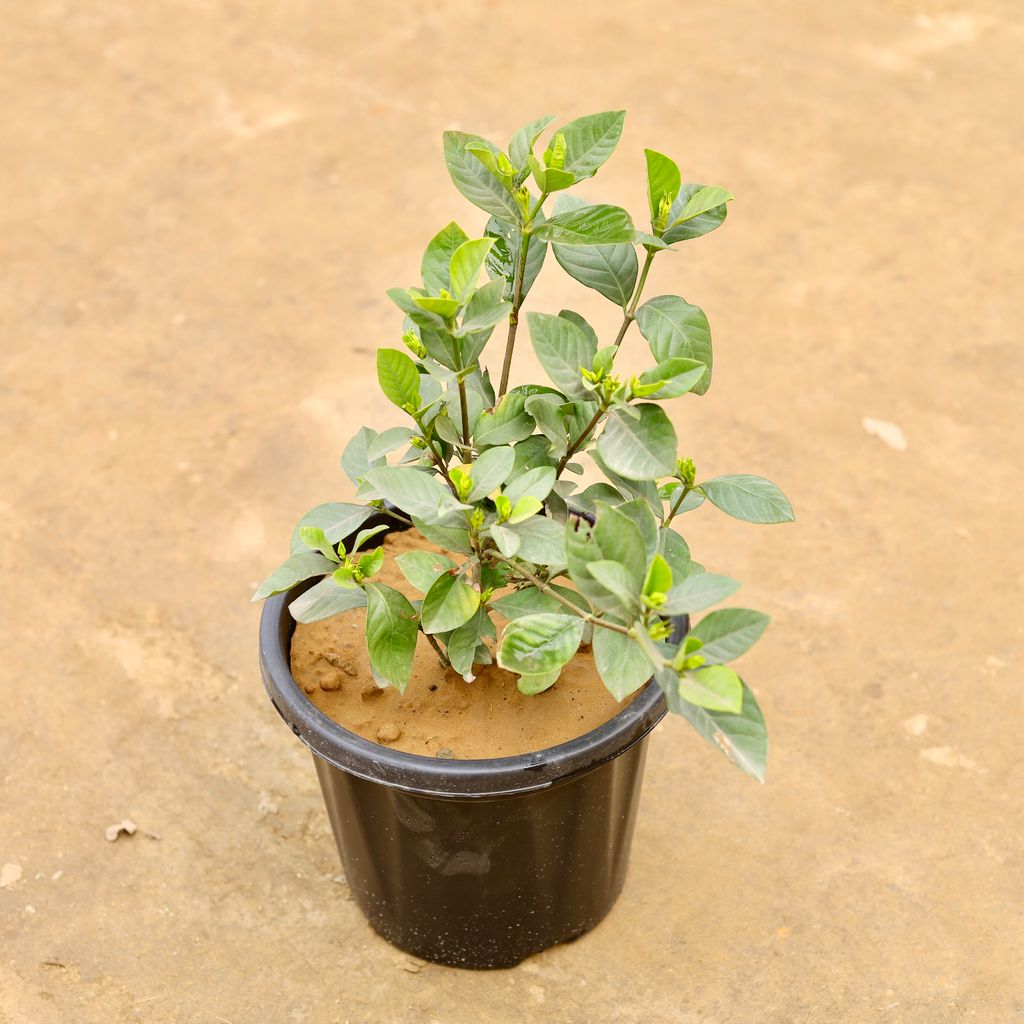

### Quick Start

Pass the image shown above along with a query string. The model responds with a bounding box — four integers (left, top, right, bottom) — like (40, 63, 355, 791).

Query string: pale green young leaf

(526, 311, 597, 400)
(394, 550, 458, 592)
(700, 475, 795, 524)
(498, 613, 585, 675)
(351, 524, 388, 554)
(668, 676, 768, 781)
(442, 131, 521, 222)
(364, 582, 418, 692)
(507, 495, 542, 524)
(289, 502, 376, 554)
(357, 547, 384, 579)
(593, 627, 655, 700)
(670, 186, 734, 226)
(663, 184, 729, 244)
(517, 670, 561, 695)
(509, 115, 555, 172)
(597, 404, 678, 480)
(289, 576, 368, 623)
(420, 571, 480, 634)
(412, 294, 461, 318)
(661, 572, 740, 614)
(634, 296, 713, 395)
(676, 664, 743, 713)
(421, 221, 469, 293)
(637, 358, 707, 398)
(689, 608, 771, 664)
(645, 149, 681, 221)
(449, 237, 496, 300)
(363, 467, 470, 523)
(298, 526, 340, 563)
(377, 349, 421, 410)
(555, 110, 626, 180)
(253, 550, 336, 601)
(531, 204, 635, 246)
(644, 553, 673, 596)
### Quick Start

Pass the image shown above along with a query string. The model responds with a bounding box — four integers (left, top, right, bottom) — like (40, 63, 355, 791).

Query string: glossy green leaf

(551, 196, 637, 307)
(507, 495, 542, 524)
(634, 296, 713, 395)
(364, 582, 418, 692)
(466, 445, 515, 501)
(394, 549, 458, 592)
(420, 571, 480, 634)
(442, 131, 521, 222)
(298, 526, 340, 563)
(555, 110, 626, 180)
(505, 466, 556, 505)
(663, 184, 729, 244)
(670, 186, 733, 225)
(689, 608, 771, 664)
(363, 467, 470, 523)
(289, 502, 376, 554)
(475, 393, 535, 447)
(447, 611, 483, 677)
(498, 613, 585, 675)
(421, 221, 469, 293)
(637, 357, 707, 398)
(700, 475, 795, 524)
(526, 312, 597, 400)
(289, 576, 368, 623)
(531, 204, 635, 246)
(596, 404, 678, 480)
(484, 215, 547, 301)
(509, 115, 555, 172)
(594, 627, 654, 700)
(661, 572, 740, 614)
(253, 550, 336, 601)
(377, 349, 421, 410)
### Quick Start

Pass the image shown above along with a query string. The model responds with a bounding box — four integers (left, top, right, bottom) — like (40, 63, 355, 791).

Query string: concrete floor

(2, 1, 1022, 1021)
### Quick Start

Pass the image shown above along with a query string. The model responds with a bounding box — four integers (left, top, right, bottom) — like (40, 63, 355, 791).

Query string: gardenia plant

(254, 111, 794, 781)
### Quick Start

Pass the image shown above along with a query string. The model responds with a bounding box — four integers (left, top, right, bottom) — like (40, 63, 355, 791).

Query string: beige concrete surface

(2, 1, 1022, 1021)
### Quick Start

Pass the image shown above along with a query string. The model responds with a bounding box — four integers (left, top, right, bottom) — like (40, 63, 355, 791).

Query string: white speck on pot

(862, 417, 907, 451)
(1, 863, 23, 888)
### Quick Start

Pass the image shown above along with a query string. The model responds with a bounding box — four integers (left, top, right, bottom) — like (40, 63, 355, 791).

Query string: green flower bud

(654, 192, 673, 233)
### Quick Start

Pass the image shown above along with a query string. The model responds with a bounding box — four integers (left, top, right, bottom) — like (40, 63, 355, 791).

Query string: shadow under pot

(258, 511, 687, 969)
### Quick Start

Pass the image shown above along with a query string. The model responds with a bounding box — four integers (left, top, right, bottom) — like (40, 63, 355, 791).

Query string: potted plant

(255, 110, 793, 969)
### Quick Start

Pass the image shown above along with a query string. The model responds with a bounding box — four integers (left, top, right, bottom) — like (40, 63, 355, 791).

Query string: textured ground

(1, 1, 1022, 1022)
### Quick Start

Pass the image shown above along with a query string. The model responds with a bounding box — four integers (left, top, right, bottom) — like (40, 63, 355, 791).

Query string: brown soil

(290, 530, 634, 758)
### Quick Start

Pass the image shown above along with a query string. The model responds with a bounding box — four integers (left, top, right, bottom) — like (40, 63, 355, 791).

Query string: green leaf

(551, 196, 637, 307)
(289, 576, 368, 623)
(253, 550, 336, 600)
(587, 560, 641, 618)
(517, 670, 562, 696)
(421, 221, 469, 293)
(412, 516, 473, 554)
(491, 585, 579, 620)
(645, 149, 681, 222)
(606, 498, 659, 560)
(505, 466, 556, 505)
(663, 184, 729, 244)
(442, 131, 521, 222)
(505, 516, 566, 564)
(593, 505, 647, 590)
(558, 309, 600, 348)
(364, 467, 470, 523)
(509, 115, 555, 172)
(455, 278, 511, 339)
(507, 495, 542, 524)
(594, 627, 654, 700)
(659, 528, 696, 581)
(377, 349, 421, 410)
(413, 294, 461, 318)
(700, 475, 795, 524)
(670, 186, 733, 226)
(489, 522, 521, 557)
(364, 582, 418, 692)
(690, 609, 771, 664)
(420, 571, 480, 634)
(524, 395, 568, 458)
(394, 550, 458, 592)
(485, 216, 547, 301)
(449, 237, 496, 300)
(597, 404, 678, 480)
(531, 204, 635, 246)
(637, 357, 707, 399)
(340, 428, 388, 486)
(357, 547, 385, 578)
(555, 110, 625, 180)
(677, 664, 743, 713)
(661, 572, 740, 614)
(634, 296, 713, 395)
(467, 445, 515, 501)
(289, 502, 376, 554)
(498, 613, 585, 675)
(526, 312, 597, 400)
(475, 393, 535, 447)
(298, 526, 340, 563)
(669, 677, 767, 782)
(350, 523, 388, 554)
(644, 553, 673, 596)
(366, 426, 415, 460)
(447, 611, 483, 677)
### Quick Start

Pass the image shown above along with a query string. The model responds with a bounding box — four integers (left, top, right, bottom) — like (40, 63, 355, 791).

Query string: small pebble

(377, 723, 402, 743)
(303, 683, 316, 695)
(319, 674, 342, 692)
(361, 683, 384, 700)
(436, 748, 455, 760)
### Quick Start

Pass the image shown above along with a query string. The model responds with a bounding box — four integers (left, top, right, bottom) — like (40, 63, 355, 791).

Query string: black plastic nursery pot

(258, 514, 687, 969)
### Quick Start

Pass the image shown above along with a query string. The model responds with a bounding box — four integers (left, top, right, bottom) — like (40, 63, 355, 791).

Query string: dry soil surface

(1, 2, 1022, 1022)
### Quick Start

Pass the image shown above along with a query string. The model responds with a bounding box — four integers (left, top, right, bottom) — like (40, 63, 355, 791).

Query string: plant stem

(379, 505, 414, 527)
(423, 630, 451, 670)
(664, 484, 692, 527)
(612, 247, 656, 350)
(484, 550, 631, 637)
(457, 375, 472, 458)
(497, 193, 547, 399)
(556, 404, 606, 477)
